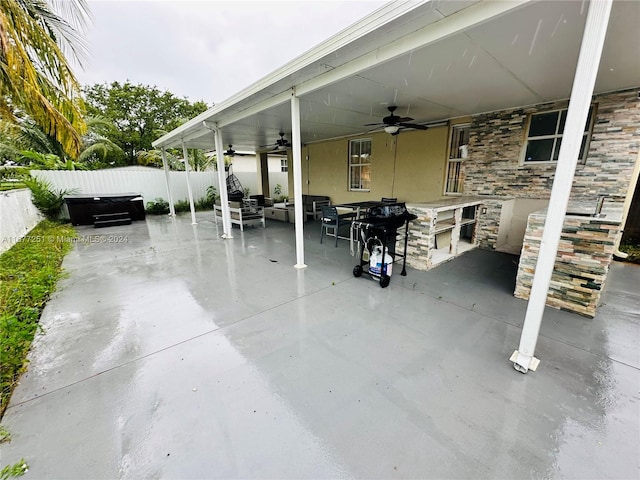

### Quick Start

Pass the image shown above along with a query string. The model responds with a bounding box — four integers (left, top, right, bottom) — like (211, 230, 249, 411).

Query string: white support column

(213, 126, 233, 238)
(161, 148, 175, 216)
(181, 140, 197, 225)
(291, 90, 307, 269)
(510, 0, 613, 374)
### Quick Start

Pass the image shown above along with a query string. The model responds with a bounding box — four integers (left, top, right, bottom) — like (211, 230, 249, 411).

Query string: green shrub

(194, 197, 213, 211)
(174, 199, 190, 213)
(0, 167, 29, 191)
(619, 241, 640, 265)
(145, 198, 170, 215)
(0, 182, 26, 192)
(206, 185, 217, 204)
(0, 221, 76, 417)
(23, 177, 74, 220)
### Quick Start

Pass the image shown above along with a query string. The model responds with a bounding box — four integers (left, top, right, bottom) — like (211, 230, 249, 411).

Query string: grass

(0, 459, 28, 479)
(0, 221, 76, 417)
(619, 240, 640, 265)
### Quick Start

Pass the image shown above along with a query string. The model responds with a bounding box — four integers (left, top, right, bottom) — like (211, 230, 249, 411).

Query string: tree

(0, 0, 89, 158)
(0, 114, 125, 170)
(83, 82, 209, 164)
(138, 148, 217, 171)
(76, 116, 126, 168)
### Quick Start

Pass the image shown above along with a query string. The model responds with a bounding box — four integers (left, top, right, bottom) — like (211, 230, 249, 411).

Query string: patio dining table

(333, 200, 387, 219)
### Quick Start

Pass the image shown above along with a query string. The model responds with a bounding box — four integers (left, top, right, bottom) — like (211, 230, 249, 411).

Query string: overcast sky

(77, 0, 388, 106)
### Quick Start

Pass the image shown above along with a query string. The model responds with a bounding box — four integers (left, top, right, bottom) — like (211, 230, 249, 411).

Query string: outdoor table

(333, 200, 386, 220)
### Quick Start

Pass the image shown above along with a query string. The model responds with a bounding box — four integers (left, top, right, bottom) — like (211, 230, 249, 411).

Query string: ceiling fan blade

(396, 116, 414, 123)
(399, 122, 429, 130)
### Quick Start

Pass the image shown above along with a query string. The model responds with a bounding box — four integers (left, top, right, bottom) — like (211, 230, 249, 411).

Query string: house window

(444, 124, 469, 194)
(522, 106, 595, 163)
(349, 138, 371, 191)
(280, 158, 288, 172)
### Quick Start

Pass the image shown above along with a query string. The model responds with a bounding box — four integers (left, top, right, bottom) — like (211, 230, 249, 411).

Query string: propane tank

(369, 244, 393, 276)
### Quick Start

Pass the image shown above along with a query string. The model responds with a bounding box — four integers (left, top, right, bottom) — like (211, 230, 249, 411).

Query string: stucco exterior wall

(464, 89, 640, 203)
(294, 127, 448, 205)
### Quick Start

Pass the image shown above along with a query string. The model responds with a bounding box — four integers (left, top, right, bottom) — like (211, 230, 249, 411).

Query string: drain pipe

(613, 149, 640, 259)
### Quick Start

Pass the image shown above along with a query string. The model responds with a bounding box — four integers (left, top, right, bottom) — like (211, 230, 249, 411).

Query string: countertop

(407, 195, 514, 212)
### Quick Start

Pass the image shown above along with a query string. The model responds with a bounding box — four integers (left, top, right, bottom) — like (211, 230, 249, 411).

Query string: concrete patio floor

(1, 212, 638, 479)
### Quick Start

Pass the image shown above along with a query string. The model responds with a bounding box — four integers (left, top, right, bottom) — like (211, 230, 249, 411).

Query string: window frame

(348, 138, 372, 192)
(280, 158, 288, 172)
(521, 105, 596, 165)
(444, 123, 470, 195)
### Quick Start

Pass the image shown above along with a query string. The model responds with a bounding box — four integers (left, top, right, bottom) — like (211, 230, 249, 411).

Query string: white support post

(510, 0, 613, 374)
(181, 140, 197, 225)
(291, 90, 307, 269)
(161, 148, 175, 216)
(213, 126, 233, 238)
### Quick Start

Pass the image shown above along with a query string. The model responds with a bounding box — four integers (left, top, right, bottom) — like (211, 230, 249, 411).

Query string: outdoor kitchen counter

(406, 195, 499, 212)
(515, 203, 624, 317)
(404, 195, 514, 271)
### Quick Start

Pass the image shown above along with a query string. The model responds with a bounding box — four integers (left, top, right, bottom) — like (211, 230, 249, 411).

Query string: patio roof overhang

(152, 0, 639, 152)
(154, 0, 638, 375)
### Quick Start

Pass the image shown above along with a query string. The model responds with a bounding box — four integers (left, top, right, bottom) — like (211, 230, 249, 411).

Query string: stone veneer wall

(514, 213, 620, 317)
(464, 89, 640, 202)
(474, 198, 508, 250)
(405, 206, 435, 271)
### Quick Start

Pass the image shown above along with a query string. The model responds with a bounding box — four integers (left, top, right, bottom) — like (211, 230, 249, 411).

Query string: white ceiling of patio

(153, 0, 640, 151)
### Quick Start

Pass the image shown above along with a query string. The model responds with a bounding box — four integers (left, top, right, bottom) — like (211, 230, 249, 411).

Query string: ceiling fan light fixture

(384, 125, 400, 134)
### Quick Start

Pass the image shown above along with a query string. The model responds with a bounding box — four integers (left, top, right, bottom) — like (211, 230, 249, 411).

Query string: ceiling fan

(223, 145, 251, 157)
(260, 131, 292, 151)
(365, 106, 428, 135)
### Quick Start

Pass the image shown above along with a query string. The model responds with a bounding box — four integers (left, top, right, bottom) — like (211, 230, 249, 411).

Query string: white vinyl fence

(0, 188, 42, 254)
(32, 168, 288, 207)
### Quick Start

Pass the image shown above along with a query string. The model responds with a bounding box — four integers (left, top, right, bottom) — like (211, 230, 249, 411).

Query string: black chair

(249, 194, 265, 206)
(381, 197, 397, 203)
(320, 206, 352, 247)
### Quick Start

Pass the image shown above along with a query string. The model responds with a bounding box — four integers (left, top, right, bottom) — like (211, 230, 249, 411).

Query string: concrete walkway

(1, 213, 638, 479)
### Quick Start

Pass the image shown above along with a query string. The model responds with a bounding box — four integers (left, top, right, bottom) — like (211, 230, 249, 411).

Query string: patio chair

(226, 166, 244, 201)
(381, 197, 397, 203)
(320, 205, 352, 247)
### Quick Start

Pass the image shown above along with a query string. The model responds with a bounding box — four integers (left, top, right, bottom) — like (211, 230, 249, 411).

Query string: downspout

(613, 149, 640, 259)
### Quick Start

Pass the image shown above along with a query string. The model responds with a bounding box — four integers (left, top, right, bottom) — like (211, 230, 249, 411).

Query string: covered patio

(1, 214, 638, 478)
(153, 0, 639, 372)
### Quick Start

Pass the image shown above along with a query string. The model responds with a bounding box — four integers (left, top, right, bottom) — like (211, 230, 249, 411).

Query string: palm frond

(0, 0, 87, 158)
(77, 143, 107, 163)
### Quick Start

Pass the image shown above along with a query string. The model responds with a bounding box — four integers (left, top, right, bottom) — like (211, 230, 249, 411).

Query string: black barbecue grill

(351, 202, 417, 288)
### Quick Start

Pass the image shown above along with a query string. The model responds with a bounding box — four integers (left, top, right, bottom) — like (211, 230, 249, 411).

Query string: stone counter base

(514, 213, 619, 317)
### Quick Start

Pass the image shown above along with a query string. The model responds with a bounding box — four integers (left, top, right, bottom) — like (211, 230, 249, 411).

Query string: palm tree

(136, 148, 216, 171)
(0, 0, 89, 158)
(77, 116, 125, 167)
(1, 114, 124, 169)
